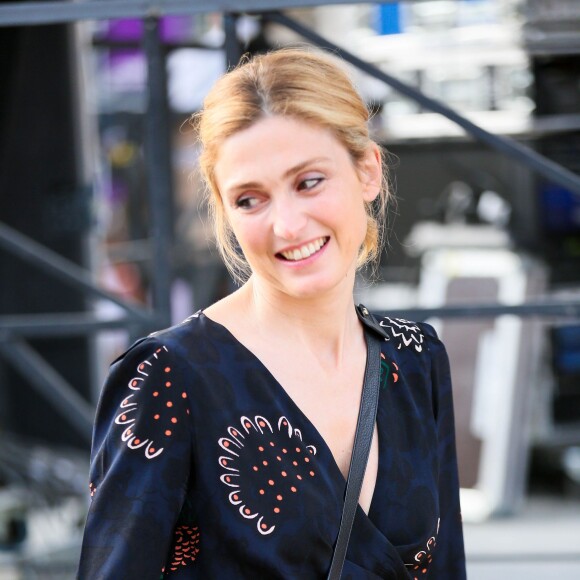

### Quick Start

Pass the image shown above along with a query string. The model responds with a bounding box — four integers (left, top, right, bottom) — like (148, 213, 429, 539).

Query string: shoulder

(378, 316, 448, 371)
(366, 313, 452, 422)
(110, 311, 222, 371)
(358, 304, 441, 355)
(378, 316, 433, 354)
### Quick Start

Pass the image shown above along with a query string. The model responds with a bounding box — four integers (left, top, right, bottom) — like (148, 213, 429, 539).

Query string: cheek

(325, 189, 368, 243)
(346, 200, 369, 255)
(228, 217, 268, 261)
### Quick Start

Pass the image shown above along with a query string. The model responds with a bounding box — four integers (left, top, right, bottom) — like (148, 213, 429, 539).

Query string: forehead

(214, 116, 350, 190)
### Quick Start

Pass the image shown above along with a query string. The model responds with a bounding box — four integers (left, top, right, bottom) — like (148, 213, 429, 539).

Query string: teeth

(281, 237, 326, 261)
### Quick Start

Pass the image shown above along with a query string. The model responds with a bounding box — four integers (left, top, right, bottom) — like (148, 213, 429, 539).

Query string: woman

(79, 48, 466, 579)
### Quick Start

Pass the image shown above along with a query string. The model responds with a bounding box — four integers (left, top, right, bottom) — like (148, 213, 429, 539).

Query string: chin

(276, 273, 349, 301)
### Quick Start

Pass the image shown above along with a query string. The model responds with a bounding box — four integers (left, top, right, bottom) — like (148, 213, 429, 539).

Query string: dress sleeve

(420, 323, 467, 579)
(78, 337, 194, 580)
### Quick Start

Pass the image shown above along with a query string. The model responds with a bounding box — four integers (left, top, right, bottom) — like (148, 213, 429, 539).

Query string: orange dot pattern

(409, 527, 438, 576)
(113, 345, 190, 461)
(167, 525, 200, 573)
(218, 414, 317, 537)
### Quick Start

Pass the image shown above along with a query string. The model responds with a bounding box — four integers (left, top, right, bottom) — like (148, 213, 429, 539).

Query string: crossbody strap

(326, 324, 382, 580)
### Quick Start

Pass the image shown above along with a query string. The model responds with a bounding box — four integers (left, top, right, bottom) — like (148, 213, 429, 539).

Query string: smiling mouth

(277, 236, 329, 261)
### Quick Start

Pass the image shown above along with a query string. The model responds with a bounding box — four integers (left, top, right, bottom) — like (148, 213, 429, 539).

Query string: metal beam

(263, 11, 580, 197)
(0, 339, 94, 444)
(143, 17, 173, 327)
(379, 298, 580, 321)
(0, 312, 154, 338)
(0, 0, 393, 27)
(2, 298, 573, 334)
(0, 222, 152, 321)
(224, 12, 244, 69)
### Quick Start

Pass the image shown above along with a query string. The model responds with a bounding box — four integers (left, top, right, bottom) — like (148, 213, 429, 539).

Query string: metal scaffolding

(0, 0, 372, 27)
(1, 1, 579, 442)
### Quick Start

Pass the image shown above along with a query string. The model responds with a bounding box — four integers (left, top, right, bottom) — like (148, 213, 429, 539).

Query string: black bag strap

(326, 308, 382, 580)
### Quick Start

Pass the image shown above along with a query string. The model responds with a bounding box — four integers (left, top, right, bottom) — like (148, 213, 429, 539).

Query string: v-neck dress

(78, 309, 466, 579)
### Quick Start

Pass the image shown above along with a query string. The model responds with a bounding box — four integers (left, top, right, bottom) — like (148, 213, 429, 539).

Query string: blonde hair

(193, 47, 389, 282)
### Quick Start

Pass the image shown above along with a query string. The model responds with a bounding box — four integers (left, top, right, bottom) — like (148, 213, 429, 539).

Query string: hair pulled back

(194, 47, 389, 282)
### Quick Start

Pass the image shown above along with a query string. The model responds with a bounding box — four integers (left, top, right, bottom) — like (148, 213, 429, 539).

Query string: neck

(238, 273, 363, 367)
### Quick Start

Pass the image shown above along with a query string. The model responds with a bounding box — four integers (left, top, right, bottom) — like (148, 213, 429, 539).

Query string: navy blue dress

(78, 308, 466, 579)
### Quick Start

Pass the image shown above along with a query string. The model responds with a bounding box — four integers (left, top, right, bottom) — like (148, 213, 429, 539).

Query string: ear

(358, 143, 382, 203)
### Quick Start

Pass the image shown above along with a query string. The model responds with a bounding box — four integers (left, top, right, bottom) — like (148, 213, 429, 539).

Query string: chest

(249, 348, 379, 514)
(198, 334, 440, 563)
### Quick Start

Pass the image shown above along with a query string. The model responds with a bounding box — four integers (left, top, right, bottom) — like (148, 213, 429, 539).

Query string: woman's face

(214, 115, 381, 301)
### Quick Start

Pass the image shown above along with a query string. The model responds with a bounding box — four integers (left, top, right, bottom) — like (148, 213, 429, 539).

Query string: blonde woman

(79, 48, 466, 579)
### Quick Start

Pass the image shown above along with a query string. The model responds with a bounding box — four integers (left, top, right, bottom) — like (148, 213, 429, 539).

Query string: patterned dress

(78, 306, 466, 579)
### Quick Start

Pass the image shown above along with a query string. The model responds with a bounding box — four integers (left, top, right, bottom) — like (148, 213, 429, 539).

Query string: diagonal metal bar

(0, 339, 94, 444)
(378, 298, 580, 321)
(0, 312, 154, 338)
(262, 11, 580, 197)
(0, 0, 383, 27)
(0, 222, 151, 321)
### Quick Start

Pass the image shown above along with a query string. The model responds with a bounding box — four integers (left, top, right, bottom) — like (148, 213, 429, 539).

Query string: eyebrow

(224, 157, 331, 194)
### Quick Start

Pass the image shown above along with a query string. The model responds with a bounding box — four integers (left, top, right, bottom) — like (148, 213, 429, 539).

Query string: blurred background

(1, 0, 580, 578)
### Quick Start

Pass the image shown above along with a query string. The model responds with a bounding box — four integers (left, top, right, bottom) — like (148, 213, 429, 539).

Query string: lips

(277, 237, 329, 261)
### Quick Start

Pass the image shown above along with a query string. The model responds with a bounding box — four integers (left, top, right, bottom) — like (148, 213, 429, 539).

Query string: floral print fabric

(78, 310, 466, 579)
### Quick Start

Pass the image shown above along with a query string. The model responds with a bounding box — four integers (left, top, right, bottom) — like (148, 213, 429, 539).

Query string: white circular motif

(114, 345, 184, 461)
(217, 415, 317, 536)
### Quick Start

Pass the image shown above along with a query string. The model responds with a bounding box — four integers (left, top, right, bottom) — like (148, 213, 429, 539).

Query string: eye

(234, 195, 260, 210)
(298, 177, 324, 191)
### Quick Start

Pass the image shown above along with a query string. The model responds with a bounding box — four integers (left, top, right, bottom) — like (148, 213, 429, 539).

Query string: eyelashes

(298, 177, 324, 191)
(233, 176, 325, 210)
(235, 196, 260, 210)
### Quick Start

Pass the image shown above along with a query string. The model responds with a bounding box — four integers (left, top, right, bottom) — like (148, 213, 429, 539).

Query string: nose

(272, 196, 307, 240)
